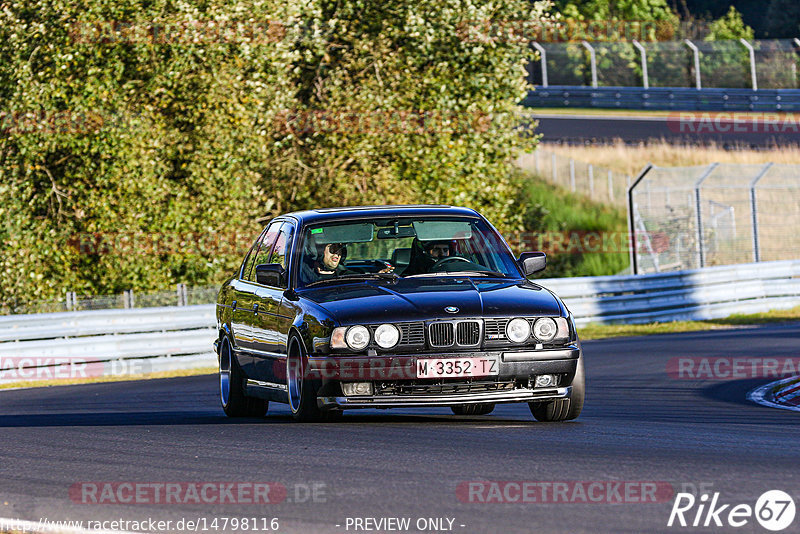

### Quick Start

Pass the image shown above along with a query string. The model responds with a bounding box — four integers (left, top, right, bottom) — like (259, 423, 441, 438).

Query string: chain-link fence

(529, 39, 800, 90)
(0, 284, 219, 315)
(631, 163, 800, 274)
(517, 149, 632, 206)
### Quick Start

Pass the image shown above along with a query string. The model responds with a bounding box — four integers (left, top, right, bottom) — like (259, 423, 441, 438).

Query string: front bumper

(319, 386, 571, 410)
(309, 346, 580, 410)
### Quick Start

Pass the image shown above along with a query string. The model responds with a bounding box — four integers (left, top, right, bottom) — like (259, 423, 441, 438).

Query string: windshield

(296, 216, 521, 288)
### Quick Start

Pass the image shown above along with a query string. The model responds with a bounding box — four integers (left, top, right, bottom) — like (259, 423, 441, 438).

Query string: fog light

(342, 382, 373, 396)
(534, 374, 556, 388)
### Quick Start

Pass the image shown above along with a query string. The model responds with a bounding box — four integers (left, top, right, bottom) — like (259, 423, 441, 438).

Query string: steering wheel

(430, 256, 472, 272)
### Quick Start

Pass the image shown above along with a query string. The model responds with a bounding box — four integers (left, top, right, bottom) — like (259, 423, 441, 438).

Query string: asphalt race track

(1, 323, 799, 534)
(534, 114, 800, 147)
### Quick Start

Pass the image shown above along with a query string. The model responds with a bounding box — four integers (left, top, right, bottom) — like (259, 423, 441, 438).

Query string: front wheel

(529, 356, 584, 422)
(219, 336, 268, 418)
(287, 337, 339, 422)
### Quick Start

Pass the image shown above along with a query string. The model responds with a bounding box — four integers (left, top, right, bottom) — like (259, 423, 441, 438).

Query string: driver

(401, 239, 452, 275)
(303, 242, 354, 282)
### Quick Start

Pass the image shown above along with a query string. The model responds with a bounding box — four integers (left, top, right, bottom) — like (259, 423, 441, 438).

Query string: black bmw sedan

(214, 205, 584, 422)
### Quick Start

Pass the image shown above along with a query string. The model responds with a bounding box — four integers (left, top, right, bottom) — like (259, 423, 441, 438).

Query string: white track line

(747, 375, 800, 413)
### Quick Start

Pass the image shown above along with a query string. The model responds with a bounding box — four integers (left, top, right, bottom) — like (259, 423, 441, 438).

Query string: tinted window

(244, 221, 282, 282)
(269, 222, 294, 270)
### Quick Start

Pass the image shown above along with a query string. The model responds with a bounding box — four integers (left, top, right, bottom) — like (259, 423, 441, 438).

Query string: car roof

(282, 205, 483, 226)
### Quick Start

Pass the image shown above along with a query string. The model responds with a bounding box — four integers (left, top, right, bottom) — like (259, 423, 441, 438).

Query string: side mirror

(519, 251, 546, 276)
(255, 263, 286, 288)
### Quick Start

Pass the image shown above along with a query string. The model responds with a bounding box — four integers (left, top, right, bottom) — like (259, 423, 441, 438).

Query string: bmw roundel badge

(444, 306, 459, 314)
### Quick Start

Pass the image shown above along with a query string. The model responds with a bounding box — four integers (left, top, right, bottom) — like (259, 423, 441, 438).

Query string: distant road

(534, 113, 800, 147)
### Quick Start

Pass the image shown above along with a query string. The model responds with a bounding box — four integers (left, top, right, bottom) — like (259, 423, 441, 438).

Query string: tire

(450, 403, 495, 416)
(287, 336, 339, 422)
(529, 356, 585, 422)
(219, 336, 268, 418)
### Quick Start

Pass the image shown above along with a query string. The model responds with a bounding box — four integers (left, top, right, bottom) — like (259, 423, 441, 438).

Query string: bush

(0, 0, 547, 309)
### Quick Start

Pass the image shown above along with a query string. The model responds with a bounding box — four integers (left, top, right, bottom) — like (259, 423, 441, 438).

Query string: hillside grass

(543, 141, 800, 178)
(516, 175, 629, 277)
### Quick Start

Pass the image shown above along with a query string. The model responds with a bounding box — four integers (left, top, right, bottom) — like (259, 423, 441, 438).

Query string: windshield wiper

(303, 272, 399, 288)
(405, 270, 509, 279)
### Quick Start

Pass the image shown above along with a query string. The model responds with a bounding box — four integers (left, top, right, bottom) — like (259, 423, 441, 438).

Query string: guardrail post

(694, 163, 719, 269)
(588, 164, 594, 198)
(632, 40, 649, 89)
(749, 162, 773, 263)
(532, 42, 548, 87)
(551, 152, 557, 184)
(684, 40, 702, 90)
(581, 41, 598, 88)
(123, 289, 136, 309)
(740, 39, 758, 91)
(569, 159, 576, 191)
(627, 164, 654, 275)
(534, 150, 540, 174)
(608, 170, 614, 202)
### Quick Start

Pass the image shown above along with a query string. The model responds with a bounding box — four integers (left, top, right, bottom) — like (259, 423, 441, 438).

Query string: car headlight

(345, 325, 370, 350)
(506, 318, 531, 343)
(533, 317, 557, 342)
(374, 323, 400, 349)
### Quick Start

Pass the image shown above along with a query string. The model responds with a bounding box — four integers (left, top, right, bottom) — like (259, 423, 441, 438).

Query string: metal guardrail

(2, 260, 798, 381)
(538, 259, 800, 325)
(523, 86, 800, 111)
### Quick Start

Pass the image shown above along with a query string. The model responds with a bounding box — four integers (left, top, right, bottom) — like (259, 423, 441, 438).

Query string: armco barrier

(538, 260, 800, 325)
(522, 86, 800, 112)
(1, 260, 799, 381)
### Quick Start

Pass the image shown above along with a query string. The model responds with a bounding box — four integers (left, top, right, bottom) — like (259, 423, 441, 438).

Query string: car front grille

(375, 380, 516, 396)
(399, 322, 425, 345)
(484, 318, 509, 341)
(429, 322, 455, 347)
(428, 320, 481, 347)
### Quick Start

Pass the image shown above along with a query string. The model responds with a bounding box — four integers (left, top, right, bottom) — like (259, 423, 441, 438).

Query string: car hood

(296, 278, 563, 324)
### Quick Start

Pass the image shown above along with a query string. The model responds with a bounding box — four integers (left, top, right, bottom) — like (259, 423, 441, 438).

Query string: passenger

(401, 239, 452, 275)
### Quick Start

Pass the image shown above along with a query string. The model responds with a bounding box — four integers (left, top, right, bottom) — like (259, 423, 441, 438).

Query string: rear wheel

(529, 357, 584, 422)
(219, 336, 268, 418)
(451, 403, 495, 416)
(287, 337, 339, 422)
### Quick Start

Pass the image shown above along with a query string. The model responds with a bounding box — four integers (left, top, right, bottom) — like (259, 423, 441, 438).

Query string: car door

(232, 221, 281, 378)
(252, 221, 295, 383)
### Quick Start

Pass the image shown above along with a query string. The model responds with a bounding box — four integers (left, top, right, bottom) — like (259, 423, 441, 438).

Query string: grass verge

(580, 305, 800, 340)
(0, 366, 217, 391)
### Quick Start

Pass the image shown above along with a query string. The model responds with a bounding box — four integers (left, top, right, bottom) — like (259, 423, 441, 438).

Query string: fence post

(581, 41, 598, 88)
(749, 162, 773, 262)
(532, 42, 548, 87)
(694, 163, 719, 269)
(588, 164, 594, 198)
(627, 164, 654, 275)
(684, 39, 702, 90)
(551, 152, 557, 185)
(632, 40, 649, 89)
(534, 150, 540, 174)
(739, 39, 758, 91)
(569, 159, 576, 191)
(608, 170, 614, 202)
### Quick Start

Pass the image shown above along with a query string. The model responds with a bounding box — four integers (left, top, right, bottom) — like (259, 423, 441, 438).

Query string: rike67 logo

(668, 490, 796, 531)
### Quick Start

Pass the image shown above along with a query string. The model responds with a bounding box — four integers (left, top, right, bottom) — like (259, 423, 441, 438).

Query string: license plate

(416, 357, 499, 379)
